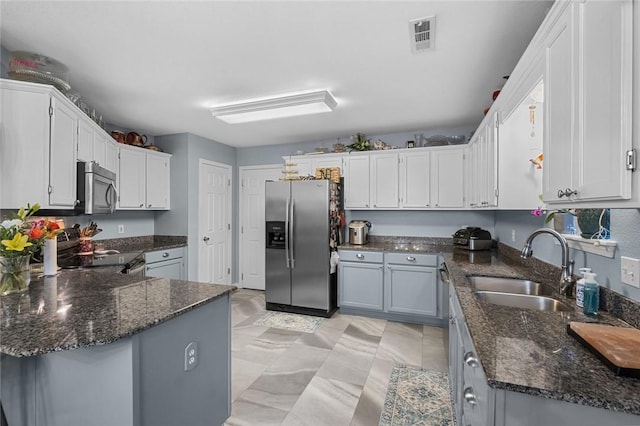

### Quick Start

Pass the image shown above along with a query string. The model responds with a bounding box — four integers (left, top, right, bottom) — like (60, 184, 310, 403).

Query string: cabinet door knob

(557, 189, 565, 198)
(148, 204, 152, 208)
(203, 236, 210, 242)
(564, 188, 578, 197)
(162, 252, 169, 258)
(406, 256, 416, 262)
(463, 387, 478, 405)
(464, 351, 480, 368)
(356, 253, 365, 259)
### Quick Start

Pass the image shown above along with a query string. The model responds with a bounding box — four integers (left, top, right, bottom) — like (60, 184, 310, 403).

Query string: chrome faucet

(521, 228, 575, 297)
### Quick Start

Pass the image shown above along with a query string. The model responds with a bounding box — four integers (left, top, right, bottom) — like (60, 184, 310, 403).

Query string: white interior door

(198, 160, 232, 284)
(239, 165, 282, 290)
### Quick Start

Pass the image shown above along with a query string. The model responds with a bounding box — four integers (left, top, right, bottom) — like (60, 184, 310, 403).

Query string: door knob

(203, 236, 210, 242)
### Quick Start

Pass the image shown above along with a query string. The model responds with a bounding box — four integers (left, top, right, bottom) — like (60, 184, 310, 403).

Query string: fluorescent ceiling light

(210, 90, 337, 124)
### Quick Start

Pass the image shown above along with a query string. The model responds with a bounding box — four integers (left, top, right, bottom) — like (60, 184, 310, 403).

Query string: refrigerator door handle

(290, 198, 296, 268)
(285, 196, 291, 268)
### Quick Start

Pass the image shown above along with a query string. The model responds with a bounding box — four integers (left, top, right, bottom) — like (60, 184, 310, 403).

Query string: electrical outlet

(184, 342, 198, 371)
(511, 229, 516, 243)
(118, 224, 125, 234)
(621, 256, 640, 288)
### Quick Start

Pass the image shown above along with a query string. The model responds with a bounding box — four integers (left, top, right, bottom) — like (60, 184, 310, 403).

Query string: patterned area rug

(379, 365, 453, 426)
(253, 311, 324, 333)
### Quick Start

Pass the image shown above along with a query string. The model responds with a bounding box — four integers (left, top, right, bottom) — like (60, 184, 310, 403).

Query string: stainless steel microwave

(76, 161, 117, 214)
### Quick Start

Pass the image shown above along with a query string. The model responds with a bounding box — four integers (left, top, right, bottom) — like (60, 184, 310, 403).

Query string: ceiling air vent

(409, 16, 435, 53)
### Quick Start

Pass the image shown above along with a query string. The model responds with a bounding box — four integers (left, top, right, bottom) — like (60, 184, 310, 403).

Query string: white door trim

(198, 159, 233, 284)
(238, 164, 282, 289)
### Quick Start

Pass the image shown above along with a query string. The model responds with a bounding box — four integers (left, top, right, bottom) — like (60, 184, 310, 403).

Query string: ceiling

(0, 1, 552, 148)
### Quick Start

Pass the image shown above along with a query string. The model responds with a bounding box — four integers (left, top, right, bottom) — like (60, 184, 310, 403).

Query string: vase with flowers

(0, 203, 62, 295)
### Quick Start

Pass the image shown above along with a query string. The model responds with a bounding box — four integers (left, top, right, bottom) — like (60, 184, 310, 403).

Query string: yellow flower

(1, 233, 33, 252)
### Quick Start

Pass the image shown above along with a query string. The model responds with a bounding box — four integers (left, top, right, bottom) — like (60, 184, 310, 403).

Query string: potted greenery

(346, 133, 371, 152)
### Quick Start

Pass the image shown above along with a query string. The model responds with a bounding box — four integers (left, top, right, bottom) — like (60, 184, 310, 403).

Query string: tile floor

(225, 289, 448, 426)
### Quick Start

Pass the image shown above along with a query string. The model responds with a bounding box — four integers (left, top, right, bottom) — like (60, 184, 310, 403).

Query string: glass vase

(0, 255, 31, 296)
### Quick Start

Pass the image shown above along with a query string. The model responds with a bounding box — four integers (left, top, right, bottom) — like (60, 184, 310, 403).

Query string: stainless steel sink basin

(468, 276, 553, 296)
(474, 291, 573, 312)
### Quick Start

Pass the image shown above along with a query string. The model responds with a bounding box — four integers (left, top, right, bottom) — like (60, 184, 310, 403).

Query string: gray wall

(155, 133, 236, 282)
(345, 210, 495, 239)
(495, 210, 640, 302)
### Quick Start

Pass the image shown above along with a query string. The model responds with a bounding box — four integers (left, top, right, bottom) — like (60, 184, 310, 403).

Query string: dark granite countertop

(444, 247, 640, 416)
(0, 269, 235, 358)
(339, 235, 454, 253)
(339, 236, 640, 416)
(96, 235, 187, 253)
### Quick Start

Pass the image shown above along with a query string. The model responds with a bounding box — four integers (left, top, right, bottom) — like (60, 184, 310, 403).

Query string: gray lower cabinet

(146, 247, 186, 280)
(449, 289, 640, 426)
(338, 251, 384, 310)
(449, 289, 493, 425)
(384, 252, 438, 317)
(338, 250, 443, 325)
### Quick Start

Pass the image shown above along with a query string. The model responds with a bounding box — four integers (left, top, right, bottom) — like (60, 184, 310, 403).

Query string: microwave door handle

(106, 182, 117, 213)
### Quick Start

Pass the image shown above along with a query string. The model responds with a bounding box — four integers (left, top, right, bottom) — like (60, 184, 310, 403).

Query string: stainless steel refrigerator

(265, 179, 342, 317)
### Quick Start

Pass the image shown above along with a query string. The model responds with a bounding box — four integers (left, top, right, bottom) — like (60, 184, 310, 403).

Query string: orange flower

(43, 220, 62, 239)
(29, 227, 44, 239)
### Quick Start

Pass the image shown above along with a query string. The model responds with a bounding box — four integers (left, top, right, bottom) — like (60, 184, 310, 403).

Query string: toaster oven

(453, 227, 492, 251)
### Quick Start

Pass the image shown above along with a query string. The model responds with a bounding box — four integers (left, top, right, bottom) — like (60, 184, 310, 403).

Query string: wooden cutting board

(568, 322, 640, 378)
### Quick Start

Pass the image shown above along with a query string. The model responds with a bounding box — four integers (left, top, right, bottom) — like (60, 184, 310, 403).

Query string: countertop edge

(0, 283, 236, 358)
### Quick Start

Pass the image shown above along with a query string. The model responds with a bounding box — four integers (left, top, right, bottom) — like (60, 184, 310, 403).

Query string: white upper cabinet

(430, 147, 465, 208)
(105, 140, 118, 174)
(543, 0, 633, 205)
(400, 151, 430, 208)
(314, 155, 344, 175)
(118, 146, 170, 210)
(118, 146, 146, 209)
(77, 119, 93, 162)
(0, 80, 77, 210)
(77, 118, 119, 174)
(48, 96, 78, 207)
(370, 153, 399, 208)
(497, 91, 544, 210)
(344, 154, 370, 208)
(282, 153, 345, 180)
(146, 152, 171, 209)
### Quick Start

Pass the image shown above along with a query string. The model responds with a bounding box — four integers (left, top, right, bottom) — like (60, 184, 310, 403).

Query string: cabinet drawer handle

(162, 252, 169, 258)
(406, 256, 416, 262)
(463, 387, 478, 406)
(356, 254, 365, 259)
(464, 351, 480, 368)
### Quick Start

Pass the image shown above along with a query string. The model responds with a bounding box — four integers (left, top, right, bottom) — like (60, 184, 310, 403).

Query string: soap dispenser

(582, 272, 599, 316)
(575, 268, 591, 308)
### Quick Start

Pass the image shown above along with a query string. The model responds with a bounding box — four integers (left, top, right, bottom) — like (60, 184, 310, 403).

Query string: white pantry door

(198, 160, 232, 284)
(239, 165, 282, 290)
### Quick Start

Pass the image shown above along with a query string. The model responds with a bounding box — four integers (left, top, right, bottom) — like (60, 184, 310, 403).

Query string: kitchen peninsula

(0, 269, 235, 426)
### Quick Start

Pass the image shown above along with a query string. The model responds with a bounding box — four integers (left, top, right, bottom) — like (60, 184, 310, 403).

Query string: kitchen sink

(468, 276, 553, 296)
(473, 291, 573, 312)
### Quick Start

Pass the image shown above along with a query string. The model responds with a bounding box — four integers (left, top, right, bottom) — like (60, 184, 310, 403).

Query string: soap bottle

(582, 272, 599, 316)
(575, 268, 591, 308)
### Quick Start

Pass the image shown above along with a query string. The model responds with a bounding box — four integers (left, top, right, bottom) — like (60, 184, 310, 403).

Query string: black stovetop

(59, 251, 143, 270)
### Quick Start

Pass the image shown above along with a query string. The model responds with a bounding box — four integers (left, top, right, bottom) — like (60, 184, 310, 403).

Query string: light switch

(621, 256, 640, 288)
